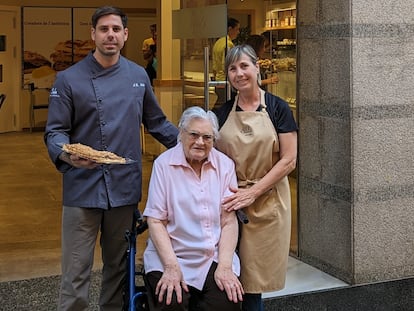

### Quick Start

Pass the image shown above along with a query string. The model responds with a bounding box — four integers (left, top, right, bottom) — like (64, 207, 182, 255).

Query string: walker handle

(236, 210, 249, 224)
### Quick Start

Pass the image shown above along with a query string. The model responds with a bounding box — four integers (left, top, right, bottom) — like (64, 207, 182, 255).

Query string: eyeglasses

(184, 129, 214, 143)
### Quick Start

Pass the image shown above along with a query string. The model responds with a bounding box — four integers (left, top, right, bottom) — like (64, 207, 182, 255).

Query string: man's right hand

(59, 152, 99, 169)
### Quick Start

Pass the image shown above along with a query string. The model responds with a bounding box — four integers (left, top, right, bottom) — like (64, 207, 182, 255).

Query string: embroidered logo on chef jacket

(133, 82, 145, 88)
(49, 88, 59, 98)
(241, 125, 253, 136)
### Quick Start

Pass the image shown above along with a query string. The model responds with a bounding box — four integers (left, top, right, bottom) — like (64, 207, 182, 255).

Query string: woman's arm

(261, 75, 279, 86)
(222, 131, 297, 211)
(147, 217, 188, 304)
(214, 210, 244, 302)
(257, 131, 297, 190)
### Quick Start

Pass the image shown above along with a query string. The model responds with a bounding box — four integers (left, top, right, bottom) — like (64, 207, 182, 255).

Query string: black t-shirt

(214, 92, 298, 133)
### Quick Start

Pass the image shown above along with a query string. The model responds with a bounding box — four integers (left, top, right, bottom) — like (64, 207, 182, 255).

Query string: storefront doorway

(0, 7, 20, 133)
(172, 0, 298, 256)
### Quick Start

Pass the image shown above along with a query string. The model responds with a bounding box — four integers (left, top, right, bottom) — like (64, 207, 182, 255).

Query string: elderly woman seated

(143, 106, 244, 311)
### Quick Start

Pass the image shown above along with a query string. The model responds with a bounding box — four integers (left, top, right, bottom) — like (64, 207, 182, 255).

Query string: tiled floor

(0, 131, 347, 299)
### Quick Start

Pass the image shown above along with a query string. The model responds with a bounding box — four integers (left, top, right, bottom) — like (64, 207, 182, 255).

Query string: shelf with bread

(264, 25, 296, 31)
(264, 1, 296, 30)
(264, 1, 297, 114)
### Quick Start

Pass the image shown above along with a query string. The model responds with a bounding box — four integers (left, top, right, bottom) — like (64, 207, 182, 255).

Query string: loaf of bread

(62, 143, 126, 164)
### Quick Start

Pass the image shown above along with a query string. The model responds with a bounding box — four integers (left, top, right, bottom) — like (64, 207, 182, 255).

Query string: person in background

(142, 24, 157, 86)
(212, 17, 240, 109)
(145, 44, 157, 86)
(44, 6, 178, 311)
(142, 23, 157, 58)
(246, 34, 279, 91)
(143, 106, 244, 311)
(260, 30, 273, 58)
(213, 44, 298, 311)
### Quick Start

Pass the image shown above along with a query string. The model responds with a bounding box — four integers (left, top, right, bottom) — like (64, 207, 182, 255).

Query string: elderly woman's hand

(156, 263, 189, 305)
(214, 264, 244, 303)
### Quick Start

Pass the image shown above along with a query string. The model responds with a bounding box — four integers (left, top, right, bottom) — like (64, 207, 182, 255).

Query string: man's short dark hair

(92, 6, 127, 28)
(228, 17, 240, 28)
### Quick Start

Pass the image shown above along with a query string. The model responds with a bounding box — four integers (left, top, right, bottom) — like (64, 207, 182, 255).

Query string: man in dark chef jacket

(44, 6, 178, 311)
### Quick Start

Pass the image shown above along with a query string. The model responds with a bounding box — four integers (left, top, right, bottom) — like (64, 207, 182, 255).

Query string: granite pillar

(297, 0, 414, 284)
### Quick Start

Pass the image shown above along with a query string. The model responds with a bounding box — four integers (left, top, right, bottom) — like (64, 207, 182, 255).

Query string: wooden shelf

(265, 2, 296, 30)
(265, 26, 296, 31)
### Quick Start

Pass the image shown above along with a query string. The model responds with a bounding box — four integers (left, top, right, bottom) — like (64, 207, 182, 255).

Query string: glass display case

(263, 1, 298, 256)
(263, 1, 296, 118)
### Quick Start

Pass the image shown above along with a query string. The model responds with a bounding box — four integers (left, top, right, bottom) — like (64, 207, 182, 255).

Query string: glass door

(263, 0, 298, 256)
(0, 9, 19, 133)
(172, 0, 228, 113)
(172, 0, 298, 257)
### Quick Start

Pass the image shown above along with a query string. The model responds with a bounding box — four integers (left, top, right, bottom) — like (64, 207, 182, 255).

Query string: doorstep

(263, 256, 348, 298)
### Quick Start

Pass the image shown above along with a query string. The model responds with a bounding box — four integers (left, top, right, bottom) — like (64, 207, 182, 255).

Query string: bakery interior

(0, 0, 349, 306)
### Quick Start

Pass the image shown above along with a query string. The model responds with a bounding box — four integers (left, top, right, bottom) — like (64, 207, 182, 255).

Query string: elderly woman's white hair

(177, 106, 220, 143)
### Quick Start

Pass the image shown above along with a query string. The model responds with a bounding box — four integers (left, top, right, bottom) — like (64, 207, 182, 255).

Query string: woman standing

(214, 45, 298, 311)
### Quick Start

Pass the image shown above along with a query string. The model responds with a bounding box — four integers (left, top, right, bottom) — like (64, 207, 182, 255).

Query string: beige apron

(215, 90, 291, 293)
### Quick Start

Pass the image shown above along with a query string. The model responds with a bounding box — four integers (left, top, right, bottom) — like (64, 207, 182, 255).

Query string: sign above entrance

(172, 4, 227, 39)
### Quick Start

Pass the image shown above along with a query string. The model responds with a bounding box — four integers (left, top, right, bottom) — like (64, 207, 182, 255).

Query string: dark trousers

(59, 205, 136, 311)
(146, 262, 241, 311)
(242, 293, 263, 311)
